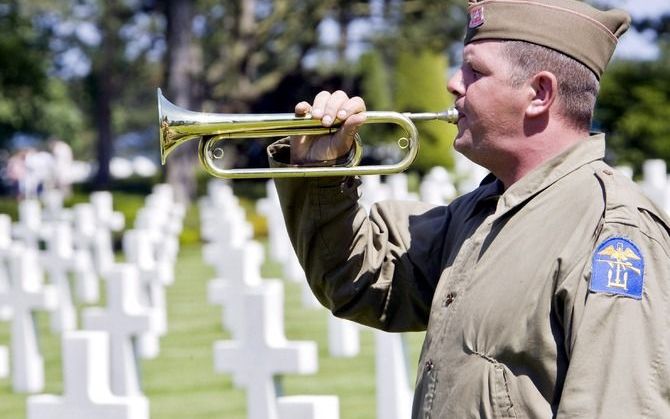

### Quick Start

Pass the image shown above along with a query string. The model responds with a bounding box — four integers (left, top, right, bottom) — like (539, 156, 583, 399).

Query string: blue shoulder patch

(590, 237, 644, 300)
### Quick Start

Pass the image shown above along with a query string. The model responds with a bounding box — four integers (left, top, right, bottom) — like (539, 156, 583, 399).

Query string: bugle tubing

(157, 88, 459, 179)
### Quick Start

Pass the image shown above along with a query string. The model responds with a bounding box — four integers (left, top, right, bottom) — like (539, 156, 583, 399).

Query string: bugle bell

(157, 88, 459, 179)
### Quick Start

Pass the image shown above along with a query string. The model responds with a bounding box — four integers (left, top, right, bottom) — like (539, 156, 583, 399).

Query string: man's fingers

(322, 90, 350, 127)
(311, 91, 332, 119)
(295, 101, 311, 116)
(340, 112, 367, 140)
(336, 96, 367, 121)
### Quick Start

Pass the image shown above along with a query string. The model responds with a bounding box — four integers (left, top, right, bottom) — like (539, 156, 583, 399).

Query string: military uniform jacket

(269, 134, 670, 418)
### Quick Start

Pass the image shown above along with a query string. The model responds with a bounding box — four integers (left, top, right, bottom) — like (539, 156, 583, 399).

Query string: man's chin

(453, 134, 469, 154)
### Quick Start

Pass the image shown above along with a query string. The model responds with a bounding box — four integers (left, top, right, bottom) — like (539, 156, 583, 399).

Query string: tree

(0, 2, 83, 148)
(394, 48, 456, 172)
(162, 0, 199, 203)
(596, 56, 670, 173)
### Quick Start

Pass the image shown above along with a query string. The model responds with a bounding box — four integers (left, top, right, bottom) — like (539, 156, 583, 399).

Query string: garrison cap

(464, 0, 631, 79)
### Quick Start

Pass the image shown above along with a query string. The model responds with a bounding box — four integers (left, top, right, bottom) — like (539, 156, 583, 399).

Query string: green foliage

(0, 4, 48, 143)
(0, 4, 86, 151)
(394, 49, 456, 172)
(359, 51, 393, 111)
(375, 1, 466, 53)
(596, 57, 670, 173)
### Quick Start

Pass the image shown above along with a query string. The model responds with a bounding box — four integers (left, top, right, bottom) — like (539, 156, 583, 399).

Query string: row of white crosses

(0, 189, 123, 395)
(200, 180, 339, 419)
(127, 184, 185, 358)
(0, 184, 183, 419)
(256, 178, 413, 419)
(26, 183, 185, 419)
(256, 180, 360, 358)
(26, 263, 159, 419)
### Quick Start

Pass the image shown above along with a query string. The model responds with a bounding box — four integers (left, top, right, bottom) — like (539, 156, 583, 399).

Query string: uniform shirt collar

(495, 133, 606, 215)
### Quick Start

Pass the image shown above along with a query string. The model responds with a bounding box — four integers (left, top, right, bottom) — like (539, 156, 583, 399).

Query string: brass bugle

(157, 88, 459, 179)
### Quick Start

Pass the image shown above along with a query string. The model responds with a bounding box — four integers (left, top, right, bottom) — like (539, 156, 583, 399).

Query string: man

(268, 0, 670, 417)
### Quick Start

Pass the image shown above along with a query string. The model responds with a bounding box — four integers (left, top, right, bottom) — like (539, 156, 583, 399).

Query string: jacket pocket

(490, 363, 517, 419)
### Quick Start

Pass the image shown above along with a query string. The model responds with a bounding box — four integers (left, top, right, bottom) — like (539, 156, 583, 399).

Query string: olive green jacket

(269, 134, 670, 418)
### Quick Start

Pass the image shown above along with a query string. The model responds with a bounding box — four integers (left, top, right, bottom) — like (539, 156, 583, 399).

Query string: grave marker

(83, 264, 157, 396)
(0, 213, 12, 320)
(1, 244, 58, 393)
(213, 280, 318, 419)
(328, 316, 360, 358)
(207, 241, 264, 337)
(0, 345, 7, 379)
(13, 200, 42, 250)
(277, 396, 340, 419)
(123, 229, 169, 359)
(375, 331, 412, 419)
(42, 221, 77, 332)
(27, 331, 149, 419)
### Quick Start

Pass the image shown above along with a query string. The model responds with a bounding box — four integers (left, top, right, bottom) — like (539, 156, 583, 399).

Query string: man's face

(447, 40, 527, 168)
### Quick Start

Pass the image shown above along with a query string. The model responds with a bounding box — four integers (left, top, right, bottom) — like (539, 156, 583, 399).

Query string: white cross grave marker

(41, 221, 77, 332)
(277, 395, 340, 419)
(0, 345, 8, 379)
(1, 244, 58, 393)
(13, 199, 42, 250)
(73, 202, 114, 279)
(91, 191, 125, 232)
(27, 331, 149, 419)
(0, 213, 13, 320)
(83, 263, 157, 396)
(420, 166, 457, 205)
(123, 229, 168, 359)
(387, 173, 417, 201)
(641, 159, 669, 210)
(375, 330, 412, 419)
(328, 315, 360, 358)
(213, 280, 318, 419)
(207, 240, 264, 337)
(69, 203, 100, 304)
(256, 181, 320, 308)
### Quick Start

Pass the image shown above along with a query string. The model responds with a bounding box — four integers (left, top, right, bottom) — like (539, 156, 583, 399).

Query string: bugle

(157, 88, 459, 179)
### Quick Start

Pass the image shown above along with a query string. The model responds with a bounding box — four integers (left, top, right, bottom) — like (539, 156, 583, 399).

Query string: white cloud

(615, 29, 661, 61)
(594, 0, 669, 61)
(599, 0, 670, 19)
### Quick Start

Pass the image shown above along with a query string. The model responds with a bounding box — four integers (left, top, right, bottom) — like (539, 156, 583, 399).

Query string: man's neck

(495, 122, 590, 189)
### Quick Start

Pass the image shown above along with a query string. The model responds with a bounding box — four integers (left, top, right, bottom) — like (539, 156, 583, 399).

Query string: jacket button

(444, 293, 456, 307)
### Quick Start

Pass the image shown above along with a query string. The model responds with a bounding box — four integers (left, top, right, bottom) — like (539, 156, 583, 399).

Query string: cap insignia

(469, 6, 485, 29)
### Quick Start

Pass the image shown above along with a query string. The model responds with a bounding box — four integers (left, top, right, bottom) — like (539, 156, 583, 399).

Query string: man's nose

(447, 69, 465, 98)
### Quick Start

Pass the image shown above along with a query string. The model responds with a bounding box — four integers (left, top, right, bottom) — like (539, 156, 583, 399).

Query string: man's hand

(290, 90, 367, 165)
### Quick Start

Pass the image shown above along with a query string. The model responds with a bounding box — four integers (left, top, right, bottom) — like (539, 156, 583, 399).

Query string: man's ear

(526, 71, 558, 118)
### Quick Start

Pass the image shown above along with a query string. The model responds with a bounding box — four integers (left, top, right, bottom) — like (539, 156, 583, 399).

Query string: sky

(311, 0, 670, 68)
(602, 0, 670, 60)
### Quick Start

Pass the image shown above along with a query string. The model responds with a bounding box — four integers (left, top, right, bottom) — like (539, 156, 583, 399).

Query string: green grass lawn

(0, 242, 425, 419)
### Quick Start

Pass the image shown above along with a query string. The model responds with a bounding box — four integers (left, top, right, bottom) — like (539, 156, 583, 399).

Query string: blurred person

(267, 0, 670, 417)
(23, 147, 53, 199)
(48, 137, 74, 197)
(5, 149, 28, 199)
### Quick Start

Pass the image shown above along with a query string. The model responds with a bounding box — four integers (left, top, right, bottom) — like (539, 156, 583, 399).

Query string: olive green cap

(464, 0, 631, 79)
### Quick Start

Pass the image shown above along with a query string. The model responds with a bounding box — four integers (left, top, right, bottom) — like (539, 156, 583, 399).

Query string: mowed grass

(0, 242, 425, 419)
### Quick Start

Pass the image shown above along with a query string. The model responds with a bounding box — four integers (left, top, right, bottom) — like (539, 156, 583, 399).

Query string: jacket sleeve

(556, 203, 670, 417)
(268, 139, 449, 332)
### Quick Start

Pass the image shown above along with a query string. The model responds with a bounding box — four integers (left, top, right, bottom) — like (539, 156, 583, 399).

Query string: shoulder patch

(590, 237, 644, 300)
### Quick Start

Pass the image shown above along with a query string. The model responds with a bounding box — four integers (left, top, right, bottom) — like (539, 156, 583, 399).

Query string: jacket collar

(494, 133, 606, 216)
